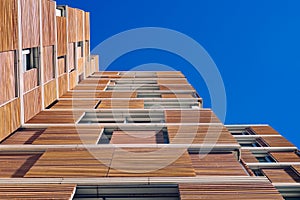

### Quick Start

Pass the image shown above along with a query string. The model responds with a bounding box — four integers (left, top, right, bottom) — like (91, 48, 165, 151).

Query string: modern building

(0, 1, 299, 199)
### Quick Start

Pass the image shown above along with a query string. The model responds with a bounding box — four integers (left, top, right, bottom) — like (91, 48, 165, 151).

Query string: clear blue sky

(57, 0, 300, 148)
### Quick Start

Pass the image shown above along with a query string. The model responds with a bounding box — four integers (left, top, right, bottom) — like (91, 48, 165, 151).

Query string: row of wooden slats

(270, 151, 300, 162)
(248, 126, 280, 135)
(165, 110, 220, 123)
(26, 110, 84, 124)
(44, 79, 57, 108)
(261, 136, 295, 147)
(43, 46, 55, 83)
(24, 87, 42, 122)
(97, 100, 145, 109)
(110, 130, 163, 144)
(61, 91, 137, 98)
(0, 51, 15, 105)
(262, 168, 300, 183)
(241, 149, 259, 163)
(51, 100, 99, 109)
(178, 182, 284, 200)
(0, 184, 76, 199)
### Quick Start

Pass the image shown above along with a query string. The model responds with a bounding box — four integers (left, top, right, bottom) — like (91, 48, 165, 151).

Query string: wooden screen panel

(179, 182, 284, 200)
(159, 85, 194, 91)
(167, 125, 238, 145)
(69, 70, 77, 89)
(57, 56, 66, 76)
(91, 55, 99, 72)
(161, 93, 194, 98)
(1, 128, 45, 145)
(158, 79, 188, 85)
(190, 152, 247, 176)
(157, 71, 184, 78)
(0, 152, 41, 178)
(43, 46, 54, 83)
(108, 149, 196, 177)
(26, 110, 84, 124)
(24, 87, 42, 122)
(0, 0, 18, 51)
(33, 126, 102, 145)
(247, 126, 280, 135)
(110, 131, 161, 144)
(261, 136, 295, 147)
(58, 74, 68, 97)
(61, 91, 137, 98)
(165, 110, 220, 123)
(76, 9, 84, 42)
(72, 85, 106, 91)
(43, 79, 57, 108)
(21, 0, 40, 48)
(68, 43, 75, 70)
(0, 98, 21, 142)
(51, 100, 99, 109)
(0, 184, 76, 199)
(25, 148, 112, 178)
(23, 68, 38, 93)
(262, 168, 300, 183)
(41, 0, 55, 46)
(97, 100, 144, 109)
(241, 149, 258, 163)
(270, 152, 300, 162)
(67, 7, 77, 43)
(56, 17, 67, 56)
(0, 51, 15, 105)
(78, 57, 84, 74)
(85, 12, 90, 40)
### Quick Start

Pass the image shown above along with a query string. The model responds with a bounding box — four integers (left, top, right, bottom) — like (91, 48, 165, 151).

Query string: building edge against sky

(0, 0, 299, 199)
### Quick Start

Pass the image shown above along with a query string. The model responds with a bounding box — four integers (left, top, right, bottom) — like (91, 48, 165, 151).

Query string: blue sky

(57, 0, 300, 148)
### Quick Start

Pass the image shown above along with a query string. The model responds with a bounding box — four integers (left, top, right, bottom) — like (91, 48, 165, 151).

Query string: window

(144, 99, 199, 109)
(253, 153, 276, 163)
(56, 6, 66, 17)
(22, 47, 40, 71)
(252, 169, 264, 176)
(240, 142, 261, 147)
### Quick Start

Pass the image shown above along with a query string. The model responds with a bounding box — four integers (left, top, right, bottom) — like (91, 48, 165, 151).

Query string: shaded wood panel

(58, 74, 68, 97)
(261, 136, 295, 147)
(0, 184, 75, 199)
(0, 152, 42, 178)
(26, 110, 84, 124)
(23, 68, 38, 93)
(76, 9, 84, 42)
(179, 182, 284, 200)
(21, 0, 40, 48)
(41, 0, 55, 46)
(0, 0, 18, 51)
(23, 87, 42, 122)
(157, 71, 184, 78)
(158, 79, 188, 85)
(50, 100, 99, 109)
(78, 57, 84, 74)
(190, 153, 247, 176)
(0, 51, 15, 105)
(1, 128, 46, 145)
(68, 43, 75, 70)
(56, 17, 67, 56)
(25, 148, 113, 178)
(159, 84, 194, 91)
(85, 12, 90, 40)
(67, 7, 77, 43)
(110, 131, 162, 144)
(241, 149, 259, 163)
(72, 85, 106, 91)
(69, 70, 77, 89)
(43, 79, 57, 108)
(247, 126, 280, 135)
(97, 100, 144, 109)
(61, 91, 137, 98)
(165, 110, 220, 123)
(57, 56, 66, 76)
(0, 98, 21, 142)
(161, 93, 195, 98)
(270, 152, 300, 162)
(43, 46, 54, 83)
(262, 168, 300, 183)
(292, 165, 300, 176)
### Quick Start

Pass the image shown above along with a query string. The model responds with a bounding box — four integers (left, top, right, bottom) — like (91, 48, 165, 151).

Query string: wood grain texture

(161, 93, 194, 98)
(0, 0, 18, 51)
(26, 110, 84, 124)
(67, 7, 77, 43)
(158, 79, 188, 84)
(0, 184, 76, 199)
(23, 68, 38, 93)
(78, 57, 84, 74)
(159, 84, 194, 91)
(165, 110, 220, 123)
(247, 126, 280, 135)
(50, 100, 99, 109)
(241, 149, 259, 163)
(23, 87, 42, 122)
(97, 100, 144, 109)
(0, 51, 15, 105)
(0, 98, 21, 142)
(179, 182, 284, 200)
(61, 91, 137, 98)
(261, 136, 295, 147)
(57, 56, 66, 76)
(270, 152, 300, 162)
(21, 0, 40, 48)
(0, 152, 41, 178)
(56, 17, 67, 56)
(58, 74, 68, 97)
(157, 71, 184, 78)
(1, 128, 45, 145)
(262, 168, 300, 183)
(43, 46, 54, 83)
(43, 79, 57, 108)
(79, 79, 109, 85)
(76, 9, 84, 41)
(72, 84, 106, 91)
(85, 12, 90, 40)
(69, 70, 77, 89)
(68, 43, 75, 70)
(41, 0, 55, 46)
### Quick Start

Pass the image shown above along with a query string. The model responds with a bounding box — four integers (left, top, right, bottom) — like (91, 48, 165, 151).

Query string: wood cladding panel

(0, 184, 76, 199)
(91, 55, 99, 72)
(179, 182, 284, 200)
(0, 98, 21, 142)
(61, 91, 137, 98)
(68, 43, 75, 70)
(190, 153, 247, 176)
(72, 85, 106, 91)
(270, 152, 300, 162)
(24, 87, 42, 122)
(57, 56, 66, 76)
(41, 0, 55, 46)
(76, 9, 84, 41)
(51, 100, 99, 109)
(26, 110, 84, 124)
(110, 131, 162, 144)
(79, 79, 109, 85)
(0, 51, 15, 105)
(247, 126, 280, 135)
(23, 68, 38, 93)
(69, 70, 77, 89)
(0, 0, 18, 51)
(43, 79, 57, 108)
(97, 100, 144, 109)
(157, 71, 184, 78)
(159, 85, 194, 91)
(56, 17, 67, 56)
(1, 128, 45, 145)
(241, 149, 259, 163)
(21, 0, 40, 48)
(85, 12, 90, 40)
(158, 79, 188, 85)
(262, 168, 300, 183)
(58, 74, 68, 97)
(165, 110, 220, 123)
(43, 46, 54, 83)
(0, 152, 41, 178)
(78, 57, 84, 74)
(67, 7, 77, 43)
(261, 136, 295, 147)
(161, 93, 194, 98)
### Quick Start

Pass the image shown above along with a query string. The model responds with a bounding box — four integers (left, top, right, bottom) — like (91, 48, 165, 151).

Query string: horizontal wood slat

(270, 152, 300, 162)
(159, 85, 194, 91)
(161, 93, 195, 98)
(262, 168, 300, 183)
(247, 126, 280, 135)
(241, 149, 259, 163)
(165, 110, 220, 123)
(261, 136, 295, 147)
(50, 100, 99, 109)
(72, 85, 107, 91)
